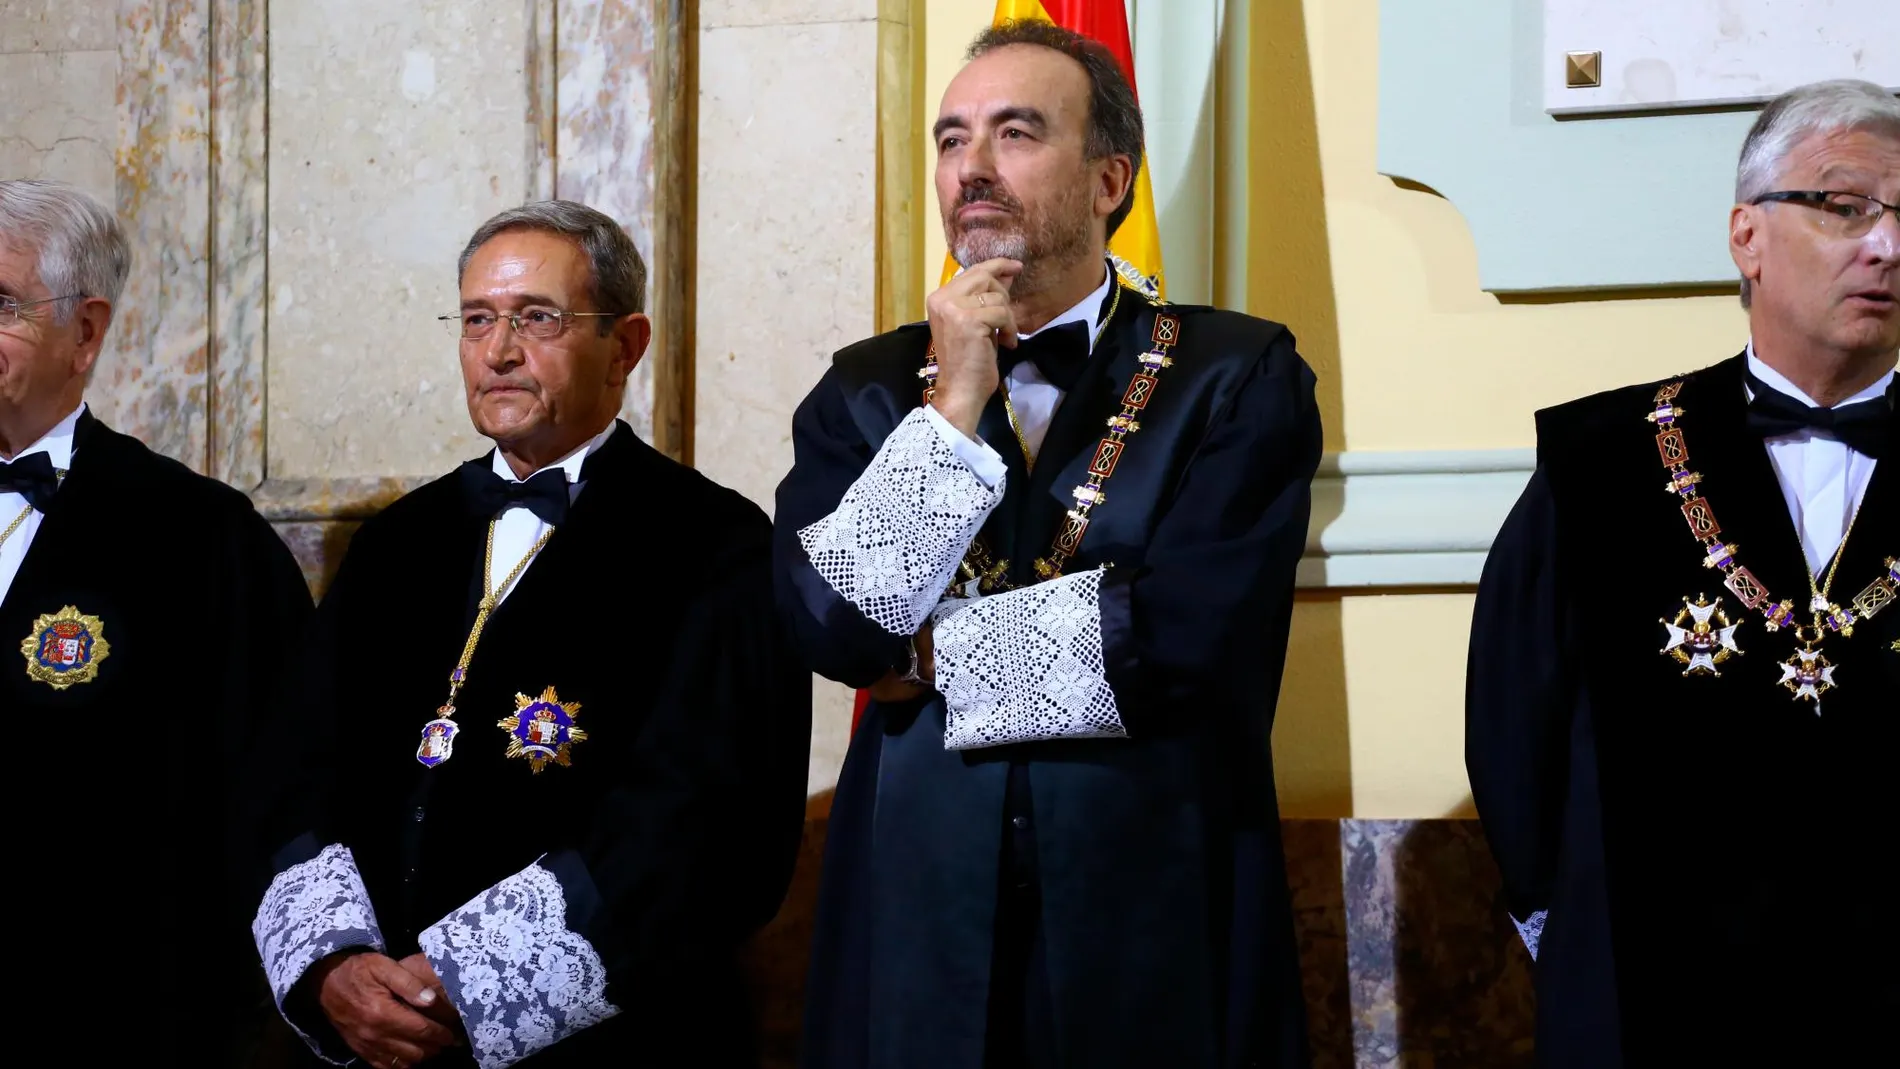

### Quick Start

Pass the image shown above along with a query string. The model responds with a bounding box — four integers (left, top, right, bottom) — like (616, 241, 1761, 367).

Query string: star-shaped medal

(497, 686, 587, 773)
(1777, 648, 1836, 709)
(1660, 594, 1742, 676)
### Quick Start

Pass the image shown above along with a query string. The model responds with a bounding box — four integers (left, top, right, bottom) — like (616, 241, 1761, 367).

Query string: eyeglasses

(436, 307, 626, 341)
(0, 294, 82, 329)
(1750, 190, 1900, 239)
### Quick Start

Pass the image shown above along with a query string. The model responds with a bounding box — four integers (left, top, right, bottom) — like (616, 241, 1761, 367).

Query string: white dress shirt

(1745, 345, 1893, 576)
(485, 420, 620, 606)
(925, 267, 1115, 487)
(0, 402, 85, 605)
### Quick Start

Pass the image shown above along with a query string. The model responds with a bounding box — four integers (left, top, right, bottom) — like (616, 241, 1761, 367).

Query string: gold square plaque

(1565, 50, 1602, 88)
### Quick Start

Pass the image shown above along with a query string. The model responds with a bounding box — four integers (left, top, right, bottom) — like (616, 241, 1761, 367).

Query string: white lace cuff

(252, 842, 384, 1061)
(1512, 909, 1547, 961)
(921, 402, 1007, 489)
(797, 407, 1005, 636)
(932, 568, 1126, 750)
(420, 862, 621, 1069)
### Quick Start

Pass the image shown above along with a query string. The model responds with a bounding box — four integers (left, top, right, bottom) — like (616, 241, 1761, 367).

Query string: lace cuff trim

(797, 407, 1004, 636)
(252, 842, 383, 1062)
(420, 862, 621, 1069)
(932, 568, 1126, 750)
(1512, 909, 1547, 961)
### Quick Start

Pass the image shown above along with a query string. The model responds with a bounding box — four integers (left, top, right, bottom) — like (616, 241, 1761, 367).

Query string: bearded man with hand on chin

(778, 19, 1323, 1069)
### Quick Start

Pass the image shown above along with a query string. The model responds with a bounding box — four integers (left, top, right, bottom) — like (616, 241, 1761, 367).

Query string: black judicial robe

(0, 411, 314, 1066)
(254, 423, 810, 1068)
(1467, 355, 1898, 1067)
(778, 288, 1323, 1069)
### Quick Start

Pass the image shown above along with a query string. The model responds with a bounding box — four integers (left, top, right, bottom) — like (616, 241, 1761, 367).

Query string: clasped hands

(310, 950, 463, 1068)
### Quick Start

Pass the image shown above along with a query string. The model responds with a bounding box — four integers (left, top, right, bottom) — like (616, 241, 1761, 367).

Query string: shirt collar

(489, 418, 621, 485)
(1016, 262, 1114, 353)
(1746, 341, 1895, 408)
(4, 402, 86, 469)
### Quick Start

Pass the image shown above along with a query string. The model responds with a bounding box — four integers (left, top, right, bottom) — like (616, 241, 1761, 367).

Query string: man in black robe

(778, 22, 1321, 1069)
(1467, 79, 1898, 1066)
(1, 180, 314, 1064)
(251, 201, 810, 1069)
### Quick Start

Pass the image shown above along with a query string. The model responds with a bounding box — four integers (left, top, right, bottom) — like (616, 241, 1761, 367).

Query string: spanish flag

(940, 0, 1167, 301)
(854, 2, 1165, 735)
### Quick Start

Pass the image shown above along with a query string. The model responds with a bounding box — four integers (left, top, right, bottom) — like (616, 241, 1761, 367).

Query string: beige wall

(694, 0, 918, 794)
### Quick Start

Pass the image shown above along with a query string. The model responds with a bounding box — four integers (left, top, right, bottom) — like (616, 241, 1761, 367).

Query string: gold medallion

(20, 605, 111, 689)
(1659, 594, 1742, 676)
(498, 686, 587, 773)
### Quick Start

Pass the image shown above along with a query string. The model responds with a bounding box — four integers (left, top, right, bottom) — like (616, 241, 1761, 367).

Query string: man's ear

(609, 313, 652, 385)
(1095, 155, 1135, 225)
(1729, 203, 1764, 293)
(69, 297, 114, 378)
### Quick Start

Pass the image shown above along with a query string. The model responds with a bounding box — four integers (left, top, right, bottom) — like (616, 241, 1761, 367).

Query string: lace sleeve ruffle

(251, 841, 384, 1062)
(420, 861, 621, 1069)
(931, 568, 1127, 750)
(796, 407, 1004, 636)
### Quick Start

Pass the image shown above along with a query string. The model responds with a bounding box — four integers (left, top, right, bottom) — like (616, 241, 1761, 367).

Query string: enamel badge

(21, 606, 110, 689)
(498, 686, 586, 773)
(1778, 648, 1836, 706)
(416, 709, 461, 768)
(1659, 594, 1741, 676)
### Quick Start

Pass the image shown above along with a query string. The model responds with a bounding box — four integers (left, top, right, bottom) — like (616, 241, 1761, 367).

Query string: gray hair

(1734, 79, 1900, 307)
(457, 200, 647, 332)
(0, 179, 131, 323)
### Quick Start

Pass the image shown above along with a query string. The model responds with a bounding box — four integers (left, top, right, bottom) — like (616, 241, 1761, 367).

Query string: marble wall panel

(96, 0, 213, 466)
(0, 0, 118, 52)
(0, 50, 118, 197)
(695, 10, 887, 790)
(700, 0, 881, 29)
(556, 0, 658, 440)
(266, 0, 536, 480)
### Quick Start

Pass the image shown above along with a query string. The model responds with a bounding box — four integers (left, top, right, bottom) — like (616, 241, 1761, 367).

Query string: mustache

(958, 183, 1022, 214)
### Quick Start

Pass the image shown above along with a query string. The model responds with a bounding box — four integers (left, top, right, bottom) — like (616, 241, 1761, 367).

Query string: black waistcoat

(1538, 355, 1898, 1048)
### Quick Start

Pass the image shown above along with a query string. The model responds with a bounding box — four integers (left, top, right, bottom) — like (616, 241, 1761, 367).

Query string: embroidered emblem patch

(1659, 594, 1742, 676)
(20, 606, 110, 689)
(497, 686, 586, 773)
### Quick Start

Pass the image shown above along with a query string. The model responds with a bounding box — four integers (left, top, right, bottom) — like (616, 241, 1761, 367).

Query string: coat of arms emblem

(497, 686, 586, 773)
(21, 606, 111, 689)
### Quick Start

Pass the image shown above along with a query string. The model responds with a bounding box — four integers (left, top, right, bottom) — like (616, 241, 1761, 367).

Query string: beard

(949, 177, 1097, 294)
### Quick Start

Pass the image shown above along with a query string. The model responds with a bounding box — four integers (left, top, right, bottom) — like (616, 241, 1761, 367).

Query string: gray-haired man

(1467, 80, 1897, 1065)
(249, 200, 810, 1069)
(1, 181, 314, 1063)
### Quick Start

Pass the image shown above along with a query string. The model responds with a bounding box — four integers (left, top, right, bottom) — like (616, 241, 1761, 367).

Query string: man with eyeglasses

(250, 200, 810, 1069)
(1, 180, 314, 1064)
(1467, 79, 1897, 1066)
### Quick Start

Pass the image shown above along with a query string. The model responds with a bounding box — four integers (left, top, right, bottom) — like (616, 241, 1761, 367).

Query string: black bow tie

(0, 451, 59, 512)
(459, 462, 570, 526)
(1743, 366, 1893, 458)
(999, 320, 1092, 391)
